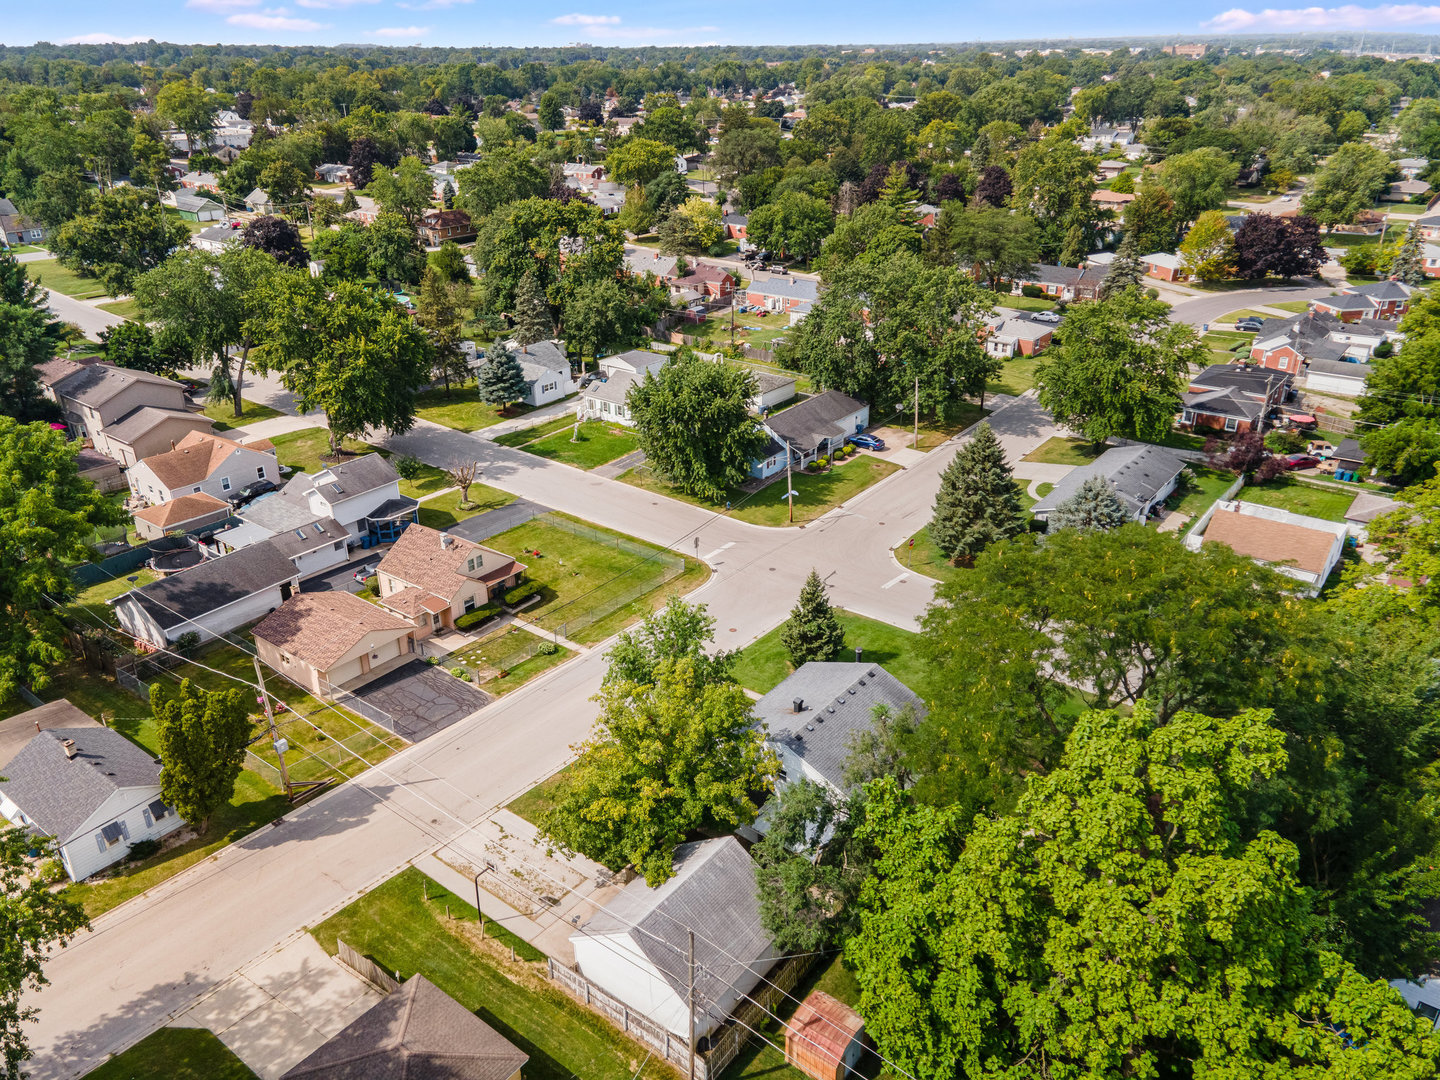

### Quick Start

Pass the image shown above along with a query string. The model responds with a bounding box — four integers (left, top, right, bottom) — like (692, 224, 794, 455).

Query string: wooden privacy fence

(337, 939, 400, 994)
(547, 958, 706, 1077)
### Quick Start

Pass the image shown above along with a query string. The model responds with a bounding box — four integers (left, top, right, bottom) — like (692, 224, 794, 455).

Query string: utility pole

(687, 930, 697, 1080)
(913, 375, 920, 450)
(784, 436, 795, 524)
(252, 656, 291, 799)
(730, 288, 736, 349)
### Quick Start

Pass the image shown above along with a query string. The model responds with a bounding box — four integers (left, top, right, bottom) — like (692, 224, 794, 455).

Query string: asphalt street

(26, 393, 1062, 1079)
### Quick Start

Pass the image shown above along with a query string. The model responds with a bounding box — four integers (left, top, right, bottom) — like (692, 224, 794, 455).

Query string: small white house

(0, 717, 183, 881)
(599, 348, 669, 380)
(580, 371, 640, 426)
(278, 454, 416, 544)
(1303, 357, 1373, 397)
(472, 339, 576, 408)
(1186, 500, 1349, 596)
(570, 837, 777, 1040)
(750, 371, 796, 413)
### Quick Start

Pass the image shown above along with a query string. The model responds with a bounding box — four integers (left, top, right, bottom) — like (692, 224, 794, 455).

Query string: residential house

(570, 837, 777, 1041)
(784, 992, 867, 1080)
(127, 430, 280, 506)
(751, 371, 796, 413)
(0, 197, 44, 246)
(723, 212, 749, 241)
(39, 362, 209, 465)
(599, 348, 669, 380)
(0, 714, 183, 881)
(1180, 363, 1292, 435)
(178, 170, 220, 193)
(1396, 157, 1429, 179)
(75, 446, 125, 493)
(983, 313, 1056, 358)
(1343, 491, 1400, 539)
(375, 524, 525, 638)
(1248, 310, 1395, 394)
(274, 454, 416, 545)
(281, 975, 528, 1080)
(1385, 179, 1431, 201)
(562, 162, 606, 186)
(1311, 280, 1415, 322)
(132, 492, 233, 541)
(580, 371, 641, 425)
(587, 181, 628, 216)
(204, 499, 352, 578)
(171, 193, 225, 221)
(1096, 160, 1129, 180)
(1185, 500, 1348, 596)
(1031, 444, 1187, 523)
(470, 339, 576, 408)
(1010, 263, 1108, 301)
(671, 261, 736, 300)
(1390, 978, 1440, 1031)
(1078, 125, 1137, 153)
(915, 203, 941, 228)
(1092, 189, 1136, 210)
(1414, 212, 1440, 244)
(112, 539, 300, 647)
(746, 274, 820, 313)
(254, 591, 417, 699)
(752, 663, 922, 798)
(244, 188, 274, 214)
(192, 222, 244, 254)
(313, 163, 352, 184)
(338, 193, 380, 225)
(624, 247, 680, 281)
(1142, 252, 1187, 282)
(1305, 356, 1374, 396)
(751, 390, 869, 479)
(416, 208, 475, 246)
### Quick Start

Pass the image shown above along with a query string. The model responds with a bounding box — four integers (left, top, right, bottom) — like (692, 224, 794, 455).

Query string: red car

(1283, 454, 1321, 470)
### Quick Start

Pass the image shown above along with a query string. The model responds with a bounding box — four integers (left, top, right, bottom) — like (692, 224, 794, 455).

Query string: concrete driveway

(300, 554, 380, 596)
(347, 659, 491, 742)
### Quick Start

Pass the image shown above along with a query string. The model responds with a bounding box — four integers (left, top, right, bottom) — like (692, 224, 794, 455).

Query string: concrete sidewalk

(235, 414, 326, 443)
(476, 397, 578, 441)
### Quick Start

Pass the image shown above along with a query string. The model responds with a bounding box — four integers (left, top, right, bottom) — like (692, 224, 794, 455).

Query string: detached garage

(254, 591, 416, 699)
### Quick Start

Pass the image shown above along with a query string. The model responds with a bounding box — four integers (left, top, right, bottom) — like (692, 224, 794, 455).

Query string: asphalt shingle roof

(0, 728, 162, 842)
(117, 540, 298, 629)
(255, 592, 411, 670)
(310, 454, 401, 500)
(50, 363, 180, 408)
(763, 390, 866, 452)
(1032, 444, 1187, 518)
(103, 407, 211, 447)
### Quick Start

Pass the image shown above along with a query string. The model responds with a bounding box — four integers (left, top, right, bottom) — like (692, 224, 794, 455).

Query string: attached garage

(254, 591, 416, 699)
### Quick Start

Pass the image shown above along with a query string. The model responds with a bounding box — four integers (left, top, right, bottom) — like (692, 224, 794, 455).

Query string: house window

(1417, 1002, 1440, 1025)
(1278, 358, 1288, 370)
(256, 466, 266, 479)
(1181, 410, 1195, 425)
(1224, 417, 1240, 432)
(221, 477, 232, 491)
(464, 596, 476, 613)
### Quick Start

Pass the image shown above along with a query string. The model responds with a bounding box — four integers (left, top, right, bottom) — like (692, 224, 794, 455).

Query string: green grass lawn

(731, 610, 927, 696)
(310, 868, 675, 1080)
(63, 569, 157, 627)
(903, 481, 1035, 584)
(1237, 479, 1356, 521)
(1022, 436, 1108, 466)
(1377, 201, 1427, 215)
(1218, 308, 1274, 322)
(448, 625, 571, 695)
(268, 429, 449, 499)
(488, 514, 708, 645)
(1268, 300, 1313, 314)
(417, 484, 516, 530)
(868, 403, 989, 450)
(493, 413, 584, 447)
(993, 293, 1058, 312)
(694, 312, 792, 351)
(1201, 329, 1255, 365)
(518, 421, 640, 469)
(1166, 466, 1238, 518)
(506, 762, 577, 826)
(24, 258, 112, 300)
(622, 455, 902, 528)
(83, 1027, 256, 1080)
(987, 352, 1043, 397)
(97, 298, 143, 320)
(201, 396, 283, 431)
(414, 383, 530, 432)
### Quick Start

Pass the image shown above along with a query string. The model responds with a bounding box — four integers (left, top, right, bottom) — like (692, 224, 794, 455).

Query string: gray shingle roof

(1032, 443, 1187, 519)
(752, 371, 795, 394)
(311, 454, 400, 500)
(1190, 364, 1292, 399)
(747, 275, 818, 302)
(504, 338, 568, 373)
(195, 224, 242, 246)
(1305, 357, 1372, 379)
(282, 975, 529, 1080)
(754, 663, 922, 790)
(116, 539, 298, 629)
(577, 837, 775, 1033)
(173, 193, 221, 214)
(102, 406, 208, 446)
(584, 370, 639, 405)
(0, 728, 162, 842)
(1334, 437, 1365, 466)
(763, 390, 866, 452)
(1344, 279, 1413, 301)
(266, 517, 348, 559)
(1183, 387, 1266, 422)
(49, 363, 180, 408)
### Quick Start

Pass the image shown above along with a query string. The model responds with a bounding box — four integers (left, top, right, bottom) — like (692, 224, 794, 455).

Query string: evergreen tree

(1100, 231, 1144, 297)
(512, 268, 553, 346)
(780, 569, 847, 667)
(929, 422, 1026, 565)
(1047, 475, 1130, 532)
(1391, 223, 1426, 287)
(339, 187, 359, 213)
(476, 338, 528, 411)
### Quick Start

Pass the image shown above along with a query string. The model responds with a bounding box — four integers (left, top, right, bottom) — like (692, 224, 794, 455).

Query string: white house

(570, 837, 777, 1040)
(244, 188, 275, 214)
(1303, 357, 1373, 397)
(750, 371, 796, 413)
(112, 539, 301, 647)
(472, 340, 576, 408)
(128, 430, 280, 506)
(193, 223, 244, 254)
(580, 371, 641, 426)
(0, 710, 183, 881)
(598, 348, 669, 380)
(751, 390, 869, 479)
(1185, 500, 1348, 596)
(1031, 444, 1187, 523)
(271, 454, 416, 545)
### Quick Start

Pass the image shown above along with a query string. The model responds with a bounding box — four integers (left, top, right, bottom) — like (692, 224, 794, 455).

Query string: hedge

(455, 603, 500, 630)
(504, 579, 543, 607)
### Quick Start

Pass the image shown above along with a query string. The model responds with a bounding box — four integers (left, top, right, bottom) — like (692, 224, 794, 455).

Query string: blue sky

(10, 3, 1440, 50)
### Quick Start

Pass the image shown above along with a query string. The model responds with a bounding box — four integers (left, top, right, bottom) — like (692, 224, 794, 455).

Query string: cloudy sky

(11, 2, 1440, 49)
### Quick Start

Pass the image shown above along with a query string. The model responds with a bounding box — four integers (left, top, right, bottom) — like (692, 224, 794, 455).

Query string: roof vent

(806, 724, 815, 732)
(827, 706, 835, 715)
(792, 697, 804, 713)
(836, 697, 846, 706)
(440, 533, 454, 549)
(848, 687, 857, 695)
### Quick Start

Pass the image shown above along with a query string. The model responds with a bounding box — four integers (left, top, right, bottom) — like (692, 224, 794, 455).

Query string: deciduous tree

(605, 138, 678, 195)
(366, 156, 436, 224)
(1303, 142, 1395, 226)
(1233, 212, 1327, 279)
(973, 164, 1012, 208)
(928, 422, 1026, 565)
(779, 569, 846, 666)
(1178, 209, 1237, 281)
(0, 250, 64, 423)
(926, 205, 1039, 290)
(50, 188, 189, 295)
(656, 195, 724, 255)
(153, 679, 252, 835)
(603, 597, 735, 688)
(240, 215, 307, 268)
(746, 192, 833, 262)
(366, 210, 425, 285)
(1157, 146, 1241, 224)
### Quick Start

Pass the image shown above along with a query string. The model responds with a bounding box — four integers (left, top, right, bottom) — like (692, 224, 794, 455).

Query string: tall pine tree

(512, 268, 554, 346)
(1391, 222, 1426, 287)
(780, 569, 847, 667)
(476, 338, 529, 411)
(929, 422, 1026, 565)
(1047, 475, 1130, 532)
(1100, 231, 1144, 298)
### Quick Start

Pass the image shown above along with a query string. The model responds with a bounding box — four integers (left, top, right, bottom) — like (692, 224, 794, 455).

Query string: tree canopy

(153, 679, 253, 835)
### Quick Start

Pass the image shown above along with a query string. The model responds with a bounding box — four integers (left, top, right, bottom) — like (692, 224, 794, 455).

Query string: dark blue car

(848, 434, 886, 451)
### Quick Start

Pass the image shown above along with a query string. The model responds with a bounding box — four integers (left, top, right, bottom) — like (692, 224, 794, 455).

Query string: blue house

(750, 390, 870, 479)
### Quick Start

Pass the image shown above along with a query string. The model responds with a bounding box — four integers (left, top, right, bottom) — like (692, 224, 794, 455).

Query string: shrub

(126, 839, 161, 862)
(1021, 284, 1045, 299)
(1374, 340, 1394, 358)
(1145, 287, 1160, 299)
(393, 454, 424, 481)
(365, 575, 380, 596)
(817, 455, 829, 468)
(173, 631, 202, 656)
(504, 579, 543, 607)
(451, 667, 472, 681)
(37, 858, 66, 883)
(425, 655, 440, 665)
(455, 603, 500, 630)
(1264, 430, 1306, 454)
(537, 640, 558, 656)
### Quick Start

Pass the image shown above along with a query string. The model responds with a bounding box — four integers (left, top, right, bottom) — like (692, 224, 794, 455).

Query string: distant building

(1186, 500, 1348, 596)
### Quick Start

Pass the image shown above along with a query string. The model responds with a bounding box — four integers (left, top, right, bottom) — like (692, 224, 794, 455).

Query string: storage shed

(783, 990, 866, 1080)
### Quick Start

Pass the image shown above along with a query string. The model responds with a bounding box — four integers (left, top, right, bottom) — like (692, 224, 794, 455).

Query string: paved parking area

(170, 935, 381, 1080)
(300, 553, 378, 596)
(348, 659, 490, 742)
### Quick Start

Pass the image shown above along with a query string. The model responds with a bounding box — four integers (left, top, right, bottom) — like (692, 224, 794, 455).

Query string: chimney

(792, 697, 805, 713)
(440, 533, 453, 549)
(62, 739, 77, 760)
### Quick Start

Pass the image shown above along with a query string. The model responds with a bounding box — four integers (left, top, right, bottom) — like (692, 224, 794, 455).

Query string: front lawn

(447, 625, 571, 695)
(506, 762, 578, 826)
(494, 414, 583, 447)
(417, 484, 516, 530)
(621, 454, 902, 528)
(310, 868, 675, 1080)
(903, 481, 1036, 584)
(488, 514, 708, 644)
(987, 352, 1044, 397)
(414, 383, 529, 432)
(1237, 479, 1356, 521)
(201, 396, 283, 431)
(82, 1027, 256, 1080)
(24, 258, 111, 300)
(518, 421, 640, 469)
(1269, 300, 1312, 314)
(1218, 308, 1274, 322)
(731, 610, 927, 696)
(1022, 436, 1107, 466)
(268, 429, 450, 499)
(992, 293, 1057, 312)
(97, 298, 143, 320)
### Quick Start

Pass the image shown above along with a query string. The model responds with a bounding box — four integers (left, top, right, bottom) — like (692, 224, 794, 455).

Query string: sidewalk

(235, 414, 326, 443)
(476, 397, 577, 441)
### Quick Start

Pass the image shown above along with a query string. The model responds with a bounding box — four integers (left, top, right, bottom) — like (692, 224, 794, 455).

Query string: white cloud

(550, 12, 621, 24)
(62, 32, 150, 43)
(368, 24, 429, 36)
(396, 0, 470, 8)
(1204, 4, 1440, 31)
(294, 0, 379, 8)
(226, 8, 327, 29)
(185, 0, 261, 10)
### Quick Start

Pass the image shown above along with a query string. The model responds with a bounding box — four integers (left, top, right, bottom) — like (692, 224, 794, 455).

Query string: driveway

(346, 660, 491, 742)
(300, 554, 379, 596)
(446, 497, 551, 543)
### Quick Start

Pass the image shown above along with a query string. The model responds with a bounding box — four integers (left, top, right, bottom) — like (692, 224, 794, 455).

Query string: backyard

(1237, 479, 1356, 522)
(488, 514, 708, 645)
(730, 610, 927, 696)
(621, 453, 901, 528)
(82, 1027, 256, 1080)
(310, 868, 677, 1080)
(690, 311, 792, 351)
(1165, 466, 1238, 519)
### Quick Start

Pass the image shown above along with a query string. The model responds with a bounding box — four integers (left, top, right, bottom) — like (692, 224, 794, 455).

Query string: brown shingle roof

(1201, 506, 1339, 574)
(376, 524, 522, 606)
(35, 357, 86, 387)
(380, 585, 451, 618)
(254, 591, 412, 670)
(140, 430, 273, 491)
(133, 492, 231, 529)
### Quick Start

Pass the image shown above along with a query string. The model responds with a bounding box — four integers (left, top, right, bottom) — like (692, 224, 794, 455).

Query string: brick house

(416, 208, 475, 246)
(746, 274, 819, 312)
(1179, 363, 1292, 435)
(1142, 252, 1186, 282)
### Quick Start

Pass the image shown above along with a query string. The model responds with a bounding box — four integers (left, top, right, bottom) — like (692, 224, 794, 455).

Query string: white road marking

(881, 572, 908, 589)
(701, 542, 735, 561)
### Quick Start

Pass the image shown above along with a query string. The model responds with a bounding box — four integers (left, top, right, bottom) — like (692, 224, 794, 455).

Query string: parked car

(1283, 454, 1322, 470)
(352, 562, 379, 583)
(1032, 311, 1061, 324)
(226, 479, 277, 506)
(848, 433, 886, 451)
(1235, 317, 1265, 332)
